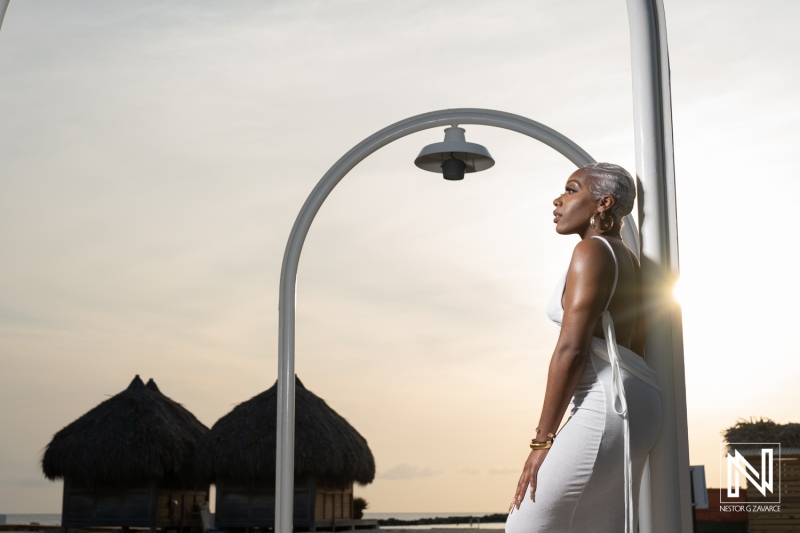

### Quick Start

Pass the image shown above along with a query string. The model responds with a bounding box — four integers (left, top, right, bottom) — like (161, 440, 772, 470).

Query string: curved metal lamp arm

(275, 107, 638, 533)
(0, 0, 12, 32)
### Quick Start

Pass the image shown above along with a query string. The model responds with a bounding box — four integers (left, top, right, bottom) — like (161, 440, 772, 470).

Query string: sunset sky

(1, 0, 798, 514)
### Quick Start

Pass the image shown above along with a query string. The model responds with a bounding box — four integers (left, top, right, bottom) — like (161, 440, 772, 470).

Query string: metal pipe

(0, 0, 11, 32)
(275, 108, 633, 533)
(626, 1, 691, 531)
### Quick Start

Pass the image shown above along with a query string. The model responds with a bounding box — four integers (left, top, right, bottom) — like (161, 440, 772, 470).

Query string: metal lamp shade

(414, 127, 495, 177)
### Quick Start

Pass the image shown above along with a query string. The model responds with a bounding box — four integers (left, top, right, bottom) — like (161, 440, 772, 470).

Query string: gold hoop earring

(590, 213, 614, 234)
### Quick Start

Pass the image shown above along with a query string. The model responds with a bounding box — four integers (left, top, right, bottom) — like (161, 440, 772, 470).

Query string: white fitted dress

(505, 236, 662, 533)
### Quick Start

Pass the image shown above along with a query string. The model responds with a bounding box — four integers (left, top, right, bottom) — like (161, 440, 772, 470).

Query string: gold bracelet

(529, 439, 553, 450)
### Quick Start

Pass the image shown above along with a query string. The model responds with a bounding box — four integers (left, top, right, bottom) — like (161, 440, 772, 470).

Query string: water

(376, 524, 505, 530)
(0, 512, 506, 529)
(363, 512, 506, 529)
(0, 515, 60, 526)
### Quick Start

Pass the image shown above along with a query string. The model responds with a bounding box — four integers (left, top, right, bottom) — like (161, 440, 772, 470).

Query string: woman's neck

(581, 227, 622, 240)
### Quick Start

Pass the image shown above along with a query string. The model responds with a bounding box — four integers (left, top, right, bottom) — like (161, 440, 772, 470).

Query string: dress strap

(591, 235, 635, 533)
(591, 235, 618, 312)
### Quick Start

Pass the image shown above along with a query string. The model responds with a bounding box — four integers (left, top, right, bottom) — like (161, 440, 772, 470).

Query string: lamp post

(275, 109, 644, 533)
(276, 0, 690, 531)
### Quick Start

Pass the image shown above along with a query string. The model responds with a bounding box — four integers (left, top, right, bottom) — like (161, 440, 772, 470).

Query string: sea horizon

(1, 512, 508, 526)
(364, 513, 506, 530)
(364, 512, 504, 519)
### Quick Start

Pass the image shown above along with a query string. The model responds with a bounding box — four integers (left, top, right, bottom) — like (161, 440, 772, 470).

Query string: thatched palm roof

(196, 377, 375, 487)
(723, 416, 800, 455)
(42, 375, 208, 483)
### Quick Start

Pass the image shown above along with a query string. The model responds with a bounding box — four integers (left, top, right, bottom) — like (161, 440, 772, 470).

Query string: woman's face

(552, 169, 598, 235)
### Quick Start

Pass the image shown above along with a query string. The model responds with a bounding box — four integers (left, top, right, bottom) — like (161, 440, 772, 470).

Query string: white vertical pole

(0, 0, 11, 32)
(639, 456, 654, 532)
(626, 1, 692, 531)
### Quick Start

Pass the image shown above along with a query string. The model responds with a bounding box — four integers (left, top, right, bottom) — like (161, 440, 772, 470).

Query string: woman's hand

(510, 448, 550, 511)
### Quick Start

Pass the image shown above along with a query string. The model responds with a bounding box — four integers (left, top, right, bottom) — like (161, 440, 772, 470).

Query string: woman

(505, 163, 662, 533)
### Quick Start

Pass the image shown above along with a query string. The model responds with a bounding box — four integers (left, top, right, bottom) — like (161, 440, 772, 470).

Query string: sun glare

(672, 277, 683, 306)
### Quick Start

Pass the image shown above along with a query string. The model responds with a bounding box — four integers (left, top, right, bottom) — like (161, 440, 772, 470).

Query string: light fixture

(414, 126, 494, 180)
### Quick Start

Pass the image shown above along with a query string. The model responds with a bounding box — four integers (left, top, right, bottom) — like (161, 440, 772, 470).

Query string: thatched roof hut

(723, 416, 800, 454)
(197, 376, 374, 486)
(42, 375, 210, 531)
(43, 375, 208, 483)
(196, 376, 375, 531)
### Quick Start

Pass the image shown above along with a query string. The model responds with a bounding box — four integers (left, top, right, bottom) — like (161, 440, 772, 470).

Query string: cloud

(377, 463, 443, 480)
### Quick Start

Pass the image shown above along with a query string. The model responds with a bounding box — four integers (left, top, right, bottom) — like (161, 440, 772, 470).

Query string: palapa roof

(42, 375, 208, 483)
(196, 376, 375, 486)
(722, 416, 800, 455)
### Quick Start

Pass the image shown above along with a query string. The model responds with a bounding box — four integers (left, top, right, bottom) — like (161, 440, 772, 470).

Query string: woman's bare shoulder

(568, 238, 615, 270)
(565, 238, 617, 292)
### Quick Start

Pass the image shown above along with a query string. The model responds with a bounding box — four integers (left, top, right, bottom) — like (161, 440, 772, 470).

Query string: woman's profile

(504, 162, 662, 533)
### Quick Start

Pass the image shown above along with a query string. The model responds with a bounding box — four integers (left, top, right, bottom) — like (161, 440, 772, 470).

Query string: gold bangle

(534, 427, 557, 440)
(530, 439, 553, 450)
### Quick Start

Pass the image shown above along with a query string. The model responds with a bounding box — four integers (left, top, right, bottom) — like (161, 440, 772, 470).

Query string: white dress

(505, 236, 662, 533)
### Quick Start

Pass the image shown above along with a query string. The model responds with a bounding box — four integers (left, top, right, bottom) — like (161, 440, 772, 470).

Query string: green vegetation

(353, 497, 368, 513)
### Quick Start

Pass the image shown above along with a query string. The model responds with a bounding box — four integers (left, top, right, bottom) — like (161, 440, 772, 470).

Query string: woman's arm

(511, 238, 617, 509)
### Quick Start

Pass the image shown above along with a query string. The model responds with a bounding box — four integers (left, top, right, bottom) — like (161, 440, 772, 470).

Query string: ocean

(363, 512, 506, 529)
(0, 512, 506, 530)
(0, 515, 61, 526)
